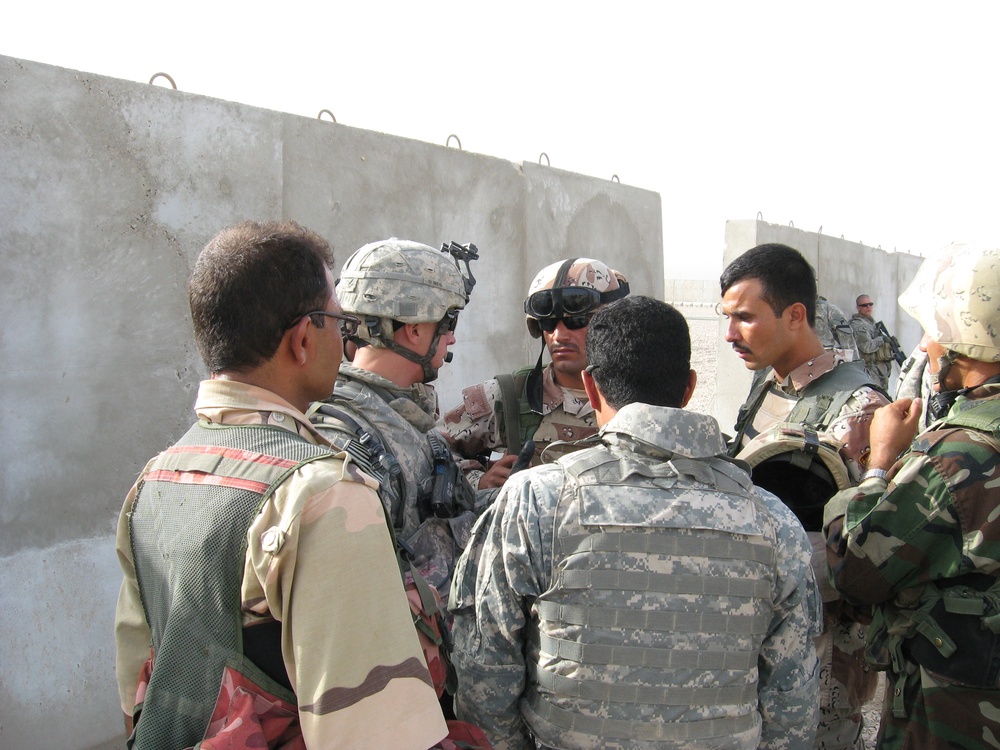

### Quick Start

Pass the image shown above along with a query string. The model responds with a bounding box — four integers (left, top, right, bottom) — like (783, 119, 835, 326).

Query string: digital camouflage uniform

(816, 296, 861, 361)
(440, 363, 597, 488)
(849, 313, 895, 391)
(451, 403, 822, 750)
(732, 349, 889, 750)
(312, 363, 481, 604)
(115, 380, 446, 749)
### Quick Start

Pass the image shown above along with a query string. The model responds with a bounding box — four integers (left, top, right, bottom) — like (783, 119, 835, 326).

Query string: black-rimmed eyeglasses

(289, 310, 362, 338)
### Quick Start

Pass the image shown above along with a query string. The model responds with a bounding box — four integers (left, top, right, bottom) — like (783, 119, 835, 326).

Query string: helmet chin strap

(931, 349, 960, 391)
(374, 323, 447, 384)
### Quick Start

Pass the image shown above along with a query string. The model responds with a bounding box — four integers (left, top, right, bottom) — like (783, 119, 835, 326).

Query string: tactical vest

(496, 366, 597, 467)
(128, 421, 334, 750)
(872, 396, 1000, 717)
(731, 360, 875, 455)
(521, 443, 776, 748)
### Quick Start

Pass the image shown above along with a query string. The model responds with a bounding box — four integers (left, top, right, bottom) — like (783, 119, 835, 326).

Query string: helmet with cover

(336, 238, 477, 382)
(523, 257, 630, 338)
(898, 243, 1000, 364)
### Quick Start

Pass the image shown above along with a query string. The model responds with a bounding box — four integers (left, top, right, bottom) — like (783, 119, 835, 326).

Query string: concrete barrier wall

(711, 220, 923, 430)
(0, 54, 662, 749)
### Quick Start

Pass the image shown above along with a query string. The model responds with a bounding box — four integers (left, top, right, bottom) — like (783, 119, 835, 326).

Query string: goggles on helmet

(536, 314, 593, 333)
(525, 287, 603, 318)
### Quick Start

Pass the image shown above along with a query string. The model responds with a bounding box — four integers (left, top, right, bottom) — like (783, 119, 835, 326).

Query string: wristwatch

(861, 468, 888, 482)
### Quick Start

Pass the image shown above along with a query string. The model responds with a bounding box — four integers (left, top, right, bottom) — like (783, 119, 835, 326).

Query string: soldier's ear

(785, 302, 808, 330)
(680, 369, 697, 409)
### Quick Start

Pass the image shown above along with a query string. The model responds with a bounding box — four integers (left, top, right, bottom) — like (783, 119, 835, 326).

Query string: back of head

(189, 220, 333, 374)
(720, 243, 818, 325)
(899, 243, 1000, 363)
(524, 257, 630, 338)
(337, 238, 471, 345)
(586, 296, 690, 409)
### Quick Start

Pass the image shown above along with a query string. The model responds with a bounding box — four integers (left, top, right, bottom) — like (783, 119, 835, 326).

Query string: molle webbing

(533, 667, 757, 706)
(496, 366, 542, 454)
(535, 600, 770, 636)
(555, 569, 772, 599)
(527, 700, 757, 743)
(559, 531, 776, 565)
(536, 631, 759, 671)
(129, 422, 333, 749)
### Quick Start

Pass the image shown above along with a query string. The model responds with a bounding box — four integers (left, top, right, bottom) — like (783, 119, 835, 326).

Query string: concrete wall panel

(0, 54, 661, 748)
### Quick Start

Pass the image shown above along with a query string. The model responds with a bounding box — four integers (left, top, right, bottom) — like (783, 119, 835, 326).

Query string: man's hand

(868, 397, 923, 470)
(478, 453, 517, 488)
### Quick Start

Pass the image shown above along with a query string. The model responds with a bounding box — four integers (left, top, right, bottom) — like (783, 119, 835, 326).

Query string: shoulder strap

(496, 372, 522, 456)
(729, 375, 773, 457)
(935, 397, 1000, 438)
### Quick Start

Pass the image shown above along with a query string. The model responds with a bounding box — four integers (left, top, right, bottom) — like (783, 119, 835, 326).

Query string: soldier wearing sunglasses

(441, 258, 629, 489)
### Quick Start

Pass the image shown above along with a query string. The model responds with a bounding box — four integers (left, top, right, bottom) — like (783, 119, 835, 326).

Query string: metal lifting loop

(756, 211, 763, 221)
(539, 152, 550, 166)
(317, 109, 337, 122)
(148, 72, 177, 89)
(788, 220, 795, 228)
(446, 134, 462, 149)
(611, 174, 620, 183)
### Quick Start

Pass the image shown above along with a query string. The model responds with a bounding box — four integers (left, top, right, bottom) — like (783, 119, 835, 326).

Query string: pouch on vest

(736, 423, 850, 532)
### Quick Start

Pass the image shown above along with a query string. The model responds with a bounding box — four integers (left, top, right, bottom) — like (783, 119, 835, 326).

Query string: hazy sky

(5, 1, 999, 279)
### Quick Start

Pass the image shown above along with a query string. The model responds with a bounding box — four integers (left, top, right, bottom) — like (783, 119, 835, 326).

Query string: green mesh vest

(128, 420, 335, 749)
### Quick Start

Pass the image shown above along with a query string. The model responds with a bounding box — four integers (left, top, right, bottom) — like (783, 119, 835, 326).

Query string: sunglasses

(536, 314, 593, 333)
(525, 287, 603, 318)
(858, 303, 874, 308)
(289, 310, 362, 338)
(437, 309, 460, 334)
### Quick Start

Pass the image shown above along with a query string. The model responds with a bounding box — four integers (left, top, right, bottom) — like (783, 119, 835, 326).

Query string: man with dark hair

(720, 243, 889, 750)
(451, 295, 821, 750)
(114, 221, 446, 749)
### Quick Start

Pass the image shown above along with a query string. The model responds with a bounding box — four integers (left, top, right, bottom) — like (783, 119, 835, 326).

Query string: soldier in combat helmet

(441, 257, 629, 488)
(826, 244, 1000, 749)
(450, 295, 821, 750)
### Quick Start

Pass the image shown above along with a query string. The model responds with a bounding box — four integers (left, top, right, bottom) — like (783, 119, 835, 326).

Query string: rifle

(875, 320, 906, 367)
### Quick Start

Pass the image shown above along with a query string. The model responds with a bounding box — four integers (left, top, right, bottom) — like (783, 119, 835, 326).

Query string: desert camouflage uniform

(451, 403, 822, 750)
(115, 379, 445, 749)
(440, 363, 597, 487)
(733, 349, 888, 750)
(312, 363, 480, 604)
(824, 384, 1000, 750)
(816, 296, 861, 361)
(849, 314, 895, 391)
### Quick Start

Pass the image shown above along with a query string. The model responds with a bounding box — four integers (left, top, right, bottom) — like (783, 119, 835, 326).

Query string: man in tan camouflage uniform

(441, 258, 629, 489)
(826, 244, 1000, 749)
(850, 294, 896, 390)
(451, 295, 821, 750)
(115, 222, 446, 749)
(721, 244, 889, 750)
(310, 238, 483, 605)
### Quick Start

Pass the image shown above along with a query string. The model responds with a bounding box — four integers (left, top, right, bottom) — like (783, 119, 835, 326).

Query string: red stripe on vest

(146, 469, 271, 494)
(166, 444, 302, 469)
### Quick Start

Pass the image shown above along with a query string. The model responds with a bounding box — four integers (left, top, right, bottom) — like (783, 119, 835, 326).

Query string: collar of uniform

(601, 402, 726, 459)
(541, 363, 594, 417)
(777, 349, 840, 395)
(337, 362, 439, 419)
(194, 379, 325, 443)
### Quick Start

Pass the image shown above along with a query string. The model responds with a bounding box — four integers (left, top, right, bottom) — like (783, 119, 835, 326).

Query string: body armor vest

(128, 421, 333, 749)
(522, 443, 777, 748)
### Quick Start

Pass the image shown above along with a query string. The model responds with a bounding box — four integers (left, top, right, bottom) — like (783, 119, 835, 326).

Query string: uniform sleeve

(451, 471, 554, 750)
(754, 490, 822, 750)
(849, 318, 884, 355)
(247, 459, 447, 749)
(824, 430, 992, 607)
(114, 465, 156, 716)
(826, 385, 888, 483)
(440, 380, 505, 489)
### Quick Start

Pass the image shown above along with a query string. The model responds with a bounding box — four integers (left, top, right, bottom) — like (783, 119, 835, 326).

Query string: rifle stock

(876, 320, 906, 366)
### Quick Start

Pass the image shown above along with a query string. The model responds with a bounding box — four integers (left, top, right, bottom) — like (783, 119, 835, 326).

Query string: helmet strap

(526, 339, 547, 413)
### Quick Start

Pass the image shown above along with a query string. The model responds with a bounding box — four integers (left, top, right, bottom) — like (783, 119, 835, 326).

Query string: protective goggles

(524, 287, 603, 318)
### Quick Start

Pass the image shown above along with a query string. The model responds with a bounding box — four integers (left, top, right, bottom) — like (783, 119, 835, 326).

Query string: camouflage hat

(523, 257, 629, 338)
(737, 423, 849, 532)
(337, 238, 468, 343)
(899, 243, 1000, 363)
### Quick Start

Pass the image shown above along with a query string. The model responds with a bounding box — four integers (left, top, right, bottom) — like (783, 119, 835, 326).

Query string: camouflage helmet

(737, 423, 850, 533)
(898, 243, 1000, 363)
(337, 238, 470, 344)
(523, 257, 630, 338)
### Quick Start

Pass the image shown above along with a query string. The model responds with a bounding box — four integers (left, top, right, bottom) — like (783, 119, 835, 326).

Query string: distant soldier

(441, 258, 629, 488)
(451, 296, 821, 750)
(816, 294, 861, 361)
(850, 294, 897, 390)
(826, 243, 1000, 749)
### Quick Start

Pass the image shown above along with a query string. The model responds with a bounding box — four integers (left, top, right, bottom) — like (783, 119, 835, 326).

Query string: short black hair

(719, 243, 817, 326)
(189, 220, 334, 374)
(586, 296, 691, 410)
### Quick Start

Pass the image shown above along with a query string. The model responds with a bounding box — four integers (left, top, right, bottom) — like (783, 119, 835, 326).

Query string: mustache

(731, 344, 751, 355)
